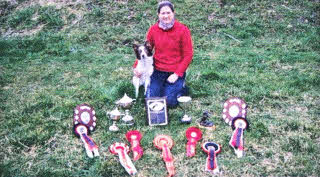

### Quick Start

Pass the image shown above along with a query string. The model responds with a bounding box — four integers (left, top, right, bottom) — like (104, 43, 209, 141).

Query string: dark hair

(157, 1, 174, 13)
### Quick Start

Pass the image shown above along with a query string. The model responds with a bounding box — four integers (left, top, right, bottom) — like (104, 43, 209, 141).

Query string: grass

(0, 0, 320, 176)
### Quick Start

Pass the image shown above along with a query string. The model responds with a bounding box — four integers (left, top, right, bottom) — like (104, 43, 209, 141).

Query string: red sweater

(133, 20, 193, 77)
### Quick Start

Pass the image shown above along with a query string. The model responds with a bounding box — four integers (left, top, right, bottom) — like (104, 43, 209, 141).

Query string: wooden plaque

(145, 97, 168, 126)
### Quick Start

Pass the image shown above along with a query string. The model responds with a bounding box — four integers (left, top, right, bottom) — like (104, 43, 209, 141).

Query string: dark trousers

(146, 69, 187, 108)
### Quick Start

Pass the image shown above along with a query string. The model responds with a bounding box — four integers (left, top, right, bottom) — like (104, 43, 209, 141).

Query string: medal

(229, 117, 249, 158)
(110, 142, 137, 175)
(202, 142, 221, 174)
(74, 124, 99, 158)
(185, 127, 202, 157)
(125, 130, 143, 161)
(222, 97, 247, 126)
(154, 135, 175, 177)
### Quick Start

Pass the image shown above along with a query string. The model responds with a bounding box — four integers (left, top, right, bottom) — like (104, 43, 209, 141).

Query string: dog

(132, 41, 154, 98)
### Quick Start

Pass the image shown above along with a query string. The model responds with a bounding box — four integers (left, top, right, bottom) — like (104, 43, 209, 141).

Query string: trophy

(222, 97, 247, 125)
(73, 103, 97, 131)
(116, 93, 135, 125)
(107, 107, 123, 132)
(198, 110, 215, 130)
(145, 97, 168, 126)
(177, 96, 192, 123)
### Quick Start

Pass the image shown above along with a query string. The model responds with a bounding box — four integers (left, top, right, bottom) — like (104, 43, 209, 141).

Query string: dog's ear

(144, 41, 152, 51)
(133, 43, 139, 51)
(133, 43, 140, 60)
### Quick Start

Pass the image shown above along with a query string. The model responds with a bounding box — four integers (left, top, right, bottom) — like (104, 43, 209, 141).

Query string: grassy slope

(0, 0, 319, 176)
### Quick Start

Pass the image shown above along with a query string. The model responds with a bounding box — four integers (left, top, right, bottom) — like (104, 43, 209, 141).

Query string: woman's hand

(167, 73, 179, 83)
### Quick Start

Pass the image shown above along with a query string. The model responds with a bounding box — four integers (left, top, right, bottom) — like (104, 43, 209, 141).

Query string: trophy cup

(116, 93, 135, 125)
(177, 96, 192, 123)
(107, 107, 123, 132)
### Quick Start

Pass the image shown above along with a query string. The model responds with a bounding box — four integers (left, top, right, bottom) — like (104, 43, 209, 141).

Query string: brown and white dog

(132, 41, 154, 98)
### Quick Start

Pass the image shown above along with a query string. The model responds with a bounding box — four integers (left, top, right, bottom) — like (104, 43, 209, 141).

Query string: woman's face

(158, 6, 174, 24)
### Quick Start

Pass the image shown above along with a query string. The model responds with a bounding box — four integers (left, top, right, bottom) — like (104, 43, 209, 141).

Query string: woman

(133, 1, 193, 108)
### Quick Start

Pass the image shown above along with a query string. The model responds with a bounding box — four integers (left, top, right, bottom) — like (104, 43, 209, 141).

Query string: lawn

(0, 0, 319, 176)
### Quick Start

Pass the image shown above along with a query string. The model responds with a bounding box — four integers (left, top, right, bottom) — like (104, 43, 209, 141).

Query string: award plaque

(222, 97, 247, 126)
(145, 97, 168, 126)
(73, 103, 97, 132)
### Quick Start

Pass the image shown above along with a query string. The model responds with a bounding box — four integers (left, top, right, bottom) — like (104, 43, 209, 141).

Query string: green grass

(1, 0, 320, 176)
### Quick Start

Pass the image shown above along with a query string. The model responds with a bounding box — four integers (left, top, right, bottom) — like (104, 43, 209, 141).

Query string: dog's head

(133, 41, 153, 60)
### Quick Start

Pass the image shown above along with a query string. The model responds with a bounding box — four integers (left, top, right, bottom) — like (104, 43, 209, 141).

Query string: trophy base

(181, 115, 192, 124)
(109, 125, 119, 132)
(122, 120, 134, 126)
(197, 119, 216, 130)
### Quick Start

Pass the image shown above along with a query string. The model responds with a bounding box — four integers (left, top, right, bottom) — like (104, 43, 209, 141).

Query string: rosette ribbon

(202, 142, 221, 174)
(125, 130, 143, 161)
(109, 142, 137, 176)
(229, 117, 249, 158)
(154, 135, 175, 177)
(185, 127, 202, 157)
(74, 124, 99, 158)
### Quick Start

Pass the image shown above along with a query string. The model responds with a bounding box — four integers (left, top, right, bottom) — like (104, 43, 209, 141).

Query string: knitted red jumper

(133, 20, 193, 77)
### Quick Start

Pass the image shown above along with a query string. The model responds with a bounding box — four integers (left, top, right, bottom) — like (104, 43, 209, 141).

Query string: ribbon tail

(205, 148, 219, 173)
(118, 150, 137, 175)
(229, 128, 245, 158)
(186, 141, 196, 157)
(162, 146, 175, 176)
(81, 134, 99, 158)
(131, 141, 143, 161)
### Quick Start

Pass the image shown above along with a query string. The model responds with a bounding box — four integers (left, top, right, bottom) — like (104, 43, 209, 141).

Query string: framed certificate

(145, 97, 168, 126)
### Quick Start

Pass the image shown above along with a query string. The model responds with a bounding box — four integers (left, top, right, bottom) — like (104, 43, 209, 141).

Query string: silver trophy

(177, 96, 192, 123)
(107, 107, 123, 132)
(116, 93, 135, 125)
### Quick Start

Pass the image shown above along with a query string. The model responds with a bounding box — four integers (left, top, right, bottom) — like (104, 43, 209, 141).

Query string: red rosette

(109, 142, 137, 175)
(186, 127, 202, 141)
(231, 117, 249, 130)
(222, 97, 247, 126)
(73, 103, 97, 132)
(126, 130, 143, 161)
(153, 135, 174, 150)
(109, 142, 130, 155)
(125, 130, 142, 142)
(186, 127, 202, 157)
(153, 135, 175, 177)
(202, 142, 221, 154)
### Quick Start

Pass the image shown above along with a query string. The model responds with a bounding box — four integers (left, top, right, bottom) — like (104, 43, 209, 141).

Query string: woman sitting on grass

(133, 1, 193, 108)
